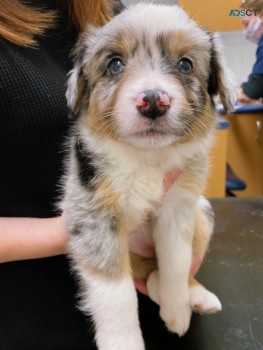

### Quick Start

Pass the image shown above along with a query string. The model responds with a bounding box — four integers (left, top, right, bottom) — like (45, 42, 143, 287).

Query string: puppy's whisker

(183, 107, 216, 122)
(189, 121, 211, 138)
(90, 114, 121, 140)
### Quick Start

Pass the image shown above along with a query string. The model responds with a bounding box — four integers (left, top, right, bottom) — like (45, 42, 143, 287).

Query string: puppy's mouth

(132, 128, 168, 138)
(131, 116, 174, 138)
(125, 126, 176, 148)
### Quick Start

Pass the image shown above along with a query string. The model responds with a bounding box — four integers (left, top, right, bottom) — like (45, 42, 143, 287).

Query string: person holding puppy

(0, 1, 120, 349)
(0, 1, 201, 349)
(239, 0, 263, 102)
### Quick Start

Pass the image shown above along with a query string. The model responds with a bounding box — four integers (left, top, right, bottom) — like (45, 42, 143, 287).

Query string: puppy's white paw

(190, 285, 222, 314)
(160, 301, 192, 336)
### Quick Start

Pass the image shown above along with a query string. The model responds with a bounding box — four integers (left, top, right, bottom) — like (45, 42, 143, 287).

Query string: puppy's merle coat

(62, 4, 236, 350)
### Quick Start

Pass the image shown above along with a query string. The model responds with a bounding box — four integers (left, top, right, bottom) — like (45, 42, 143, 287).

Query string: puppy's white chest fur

(92, 134, 207, 224)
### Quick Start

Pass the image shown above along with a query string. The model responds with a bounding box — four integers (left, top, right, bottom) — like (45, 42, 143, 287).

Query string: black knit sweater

(0, 3, 97, 349)
(0, 2, 171, 349)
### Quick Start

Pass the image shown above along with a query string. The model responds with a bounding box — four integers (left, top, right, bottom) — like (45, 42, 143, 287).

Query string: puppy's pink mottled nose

(135, 89, 170, 119)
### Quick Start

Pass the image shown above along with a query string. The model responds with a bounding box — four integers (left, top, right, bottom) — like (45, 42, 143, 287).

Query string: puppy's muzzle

(136, 89, 170, 120)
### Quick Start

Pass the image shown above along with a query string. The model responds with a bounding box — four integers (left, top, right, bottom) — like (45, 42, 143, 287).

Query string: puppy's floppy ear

(66, 37, 88, 116)
(208, 32, 238, 114)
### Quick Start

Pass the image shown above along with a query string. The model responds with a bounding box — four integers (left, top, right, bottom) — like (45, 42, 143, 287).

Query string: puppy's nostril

(158, 91, 170, 107)
(138, 99, 150, 109)
(136, 89, 170, 120)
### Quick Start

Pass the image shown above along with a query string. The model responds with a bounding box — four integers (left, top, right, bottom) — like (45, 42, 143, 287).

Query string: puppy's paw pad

(190, 285, 222, 314)
(160, 305, 191, 336)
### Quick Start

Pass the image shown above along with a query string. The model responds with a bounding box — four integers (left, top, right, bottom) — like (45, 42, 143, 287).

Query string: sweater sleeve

(242, 73, 263, 99)
(252, 37, 263, 75)
(242, 36, 263, 99)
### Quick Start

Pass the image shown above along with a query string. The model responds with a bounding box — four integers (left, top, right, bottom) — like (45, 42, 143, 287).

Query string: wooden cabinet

(225, 113, 263, 196)
(179, 0, 243, 32)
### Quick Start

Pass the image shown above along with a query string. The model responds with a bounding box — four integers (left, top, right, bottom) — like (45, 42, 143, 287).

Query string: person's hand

(162, 168, 180, 192)
(238, 87, 258, 103)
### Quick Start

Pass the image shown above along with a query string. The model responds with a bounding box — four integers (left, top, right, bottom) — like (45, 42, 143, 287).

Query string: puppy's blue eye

(108, 57, 124, 76)
(178, 58, 193, 75)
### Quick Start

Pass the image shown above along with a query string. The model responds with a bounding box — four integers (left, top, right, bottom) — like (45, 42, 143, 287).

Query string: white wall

(122, 0, 178, 6)
(218, 31, 257, 85)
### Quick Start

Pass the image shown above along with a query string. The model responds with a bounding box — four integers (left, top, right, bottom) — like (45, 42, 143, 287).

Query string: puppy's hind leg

(147, 272, 222, 314)
(190, 198, 222, 314)
(189, 277, 222, 314)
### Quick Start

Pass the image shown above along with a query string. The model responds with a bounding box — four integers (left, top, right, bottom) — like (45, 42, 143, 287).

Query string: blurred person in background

(239, 0, 263, 102)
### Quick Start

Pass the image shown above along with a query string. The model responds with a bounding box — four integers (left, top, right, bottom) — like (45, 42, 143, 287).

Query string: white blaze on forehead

(115, 4, 190, 32)
(106, 4, 210, 49)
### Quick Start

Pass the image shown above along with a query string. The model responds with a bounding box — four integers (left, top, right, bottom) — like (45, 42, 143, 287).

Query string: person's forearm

(242, 74, 263, 100)
(0, 216, 67, 263)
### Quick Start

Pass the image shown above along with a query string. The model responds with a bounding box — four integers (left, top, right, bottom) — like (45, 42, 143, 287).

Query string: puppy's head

(67, 4, 236, 149)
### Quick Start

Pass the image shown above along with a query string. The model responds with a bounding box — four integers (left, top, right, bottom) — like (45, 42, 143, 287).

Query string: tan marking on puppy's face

(68, 5, 235, 148)
(84, 85, 121, 140)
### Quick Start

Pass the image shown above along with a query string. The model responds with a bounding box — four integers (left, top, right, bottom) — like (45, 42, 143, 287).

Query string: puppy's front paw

(190, 285, 222, 314)
(160, 301, 192, 336)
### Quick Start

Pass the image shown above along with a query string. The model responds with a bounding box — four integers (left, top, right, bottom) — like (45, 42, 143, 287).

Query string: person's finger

(163, 168, 180, 193)
(134, 279, 148, 295)
(190, 255, 202, 276)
